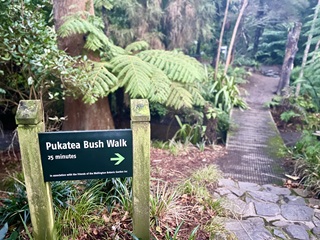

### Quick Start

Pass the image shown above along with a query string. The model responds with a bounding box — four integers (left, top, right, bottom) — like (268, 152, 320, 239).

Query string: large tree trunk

(276, 22, 302, 96)
(214, 0, 230, 80)
(224, 0, 248, 75)
(53, 0, 115, 130)
(295, 0, 320, 97)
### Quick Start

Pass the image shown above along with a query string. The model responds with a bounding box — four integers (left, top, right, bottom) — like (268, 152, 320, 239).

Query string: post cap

(15, 100, 43, 125)
(130, 99, 150, 122)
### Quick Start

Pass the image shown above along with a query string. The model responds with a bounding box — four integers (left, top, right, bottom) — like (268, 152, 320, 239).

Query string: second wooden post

(131, 99, 150, 239)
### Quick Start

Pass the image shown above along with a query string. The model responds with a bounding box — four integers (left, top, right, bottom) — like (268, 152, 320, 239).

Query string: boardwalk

(218, 72, 287, 185)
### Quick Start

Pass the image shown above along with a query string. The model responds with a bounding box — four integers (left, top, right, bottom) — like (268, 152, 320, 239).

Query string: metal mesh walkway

(217, 73, 286, 185)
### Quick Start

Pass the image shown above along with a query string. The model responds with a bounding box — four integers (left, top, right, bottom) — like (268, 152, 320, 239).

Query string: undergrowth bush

(291, 131, 320, 196)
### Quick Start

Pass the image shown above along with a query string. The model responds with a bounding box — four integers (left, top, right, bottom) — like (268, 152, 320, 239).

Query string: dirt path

(217, 72, 289, 185)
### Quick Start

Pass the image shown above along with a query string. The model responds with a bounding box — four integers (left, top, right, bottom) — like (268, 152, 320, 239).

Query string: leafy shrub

(171, 115, 205, 145)
(280, 110, 301, 123)
(0, 175, 29, 228)
(292, 131, 320, 195)
(202, 73, 247, 113)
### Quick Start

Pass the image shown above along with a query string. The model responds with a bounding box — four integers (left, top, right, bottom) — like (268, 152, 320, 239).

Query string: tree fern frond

(58, 11, 121, 55)
(148, 69, 171, 104)
(186, 83, 205, 106)
(111, 55, 153, 98)
(166, 82, 193, 109)
(125, 41, 150, 53)
(94, 0, 113, 9)
(137, 50, 206, 83)
(79, 62, 119, 104)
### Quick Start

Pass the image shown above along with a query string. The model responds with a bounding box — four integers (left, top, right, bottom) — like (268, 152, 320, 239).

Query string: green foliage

(0, 0, 83, 114)
(295, 53, 320, 111)
(172, 116, 206, 145)
(0, 175, 29, 228)
(280, 110, 301, 123)
(202, 73, 247, 113)
(178, 165, 222, 199)
(149, 102, 168, 118)
(150, 181, 179, 227)
(255, 26, 289, 64)
(232, 56, 260, 69)
(56, 187, 104, 238)
(264, 95, 283, 108)
(292, 131, 320, 195)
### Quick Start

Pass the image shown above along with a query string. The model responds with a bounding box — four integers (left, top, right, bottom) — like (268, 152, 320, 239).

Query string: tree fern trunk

(53, 0, 115, 130)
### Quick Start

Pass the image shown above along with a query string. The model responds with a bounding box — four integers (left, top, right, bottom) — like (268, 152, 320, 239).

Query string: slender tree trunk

(295, 0, 320, 97)
(224, 0, 248, 75)
(276, 22, 302, 95)
(214, 0, 230, 80)
(53, 0, 115, 130)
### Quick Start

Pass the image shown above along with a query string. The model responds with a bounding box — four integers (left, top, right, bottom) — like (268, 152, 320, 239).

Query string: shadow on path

(217, 72, 289, 185)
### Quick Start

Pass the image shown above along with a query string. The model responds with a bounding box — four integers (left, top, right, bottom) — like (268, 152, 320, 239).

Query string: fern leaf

(79, 62, 119, 104)
(137, 50, 206, 83)
(148, 69, 171, 104)
(125, 41, 150, 53)
(94, 0, 113, 9)
(186, 84, 205, 106)
(58, 12, 122, 55)
(166, 82, 193, 109)
(111, 55, 153, 98)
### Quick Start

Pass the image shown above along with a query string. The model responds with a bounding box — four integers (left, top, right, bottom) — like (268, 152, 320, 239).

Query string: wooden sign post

(131, 99, 150, 239)
(15, 100, 56, 240)
(15, 99, 150, 239)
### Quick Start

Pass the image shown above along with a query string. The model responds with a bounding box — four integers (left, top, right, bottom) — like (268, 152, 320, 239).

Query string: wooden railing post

(15, 100, 56, 240)
(131, 99, 150, 239)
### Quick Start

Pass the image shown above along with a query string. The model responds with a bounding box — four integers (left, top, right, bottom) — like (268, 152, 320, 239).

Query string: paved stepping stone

(281, 204, 314, 221)
(285, 224, 310, 240)
(213, 180, 320, 239)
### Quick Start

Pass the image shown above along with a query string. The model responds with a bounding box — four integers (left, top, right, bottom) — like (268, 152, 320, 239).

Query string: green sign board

(38, 129, 133, 182)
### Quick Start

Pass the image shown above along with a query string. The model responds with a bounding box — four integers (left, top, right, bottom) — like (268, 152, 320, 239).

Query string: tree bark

(214, 0, 230, 80)
(224, 0, 249, 75)
(53, 0, 115, 130)
(63, 96, 114, 130)
(295, 0, 320, 97)
(276, 22, 302, 96)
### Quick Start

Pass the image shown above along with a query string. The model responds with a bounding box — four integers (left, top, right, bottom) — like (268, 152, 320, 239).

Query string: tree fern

(58, 11, 206, 110)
